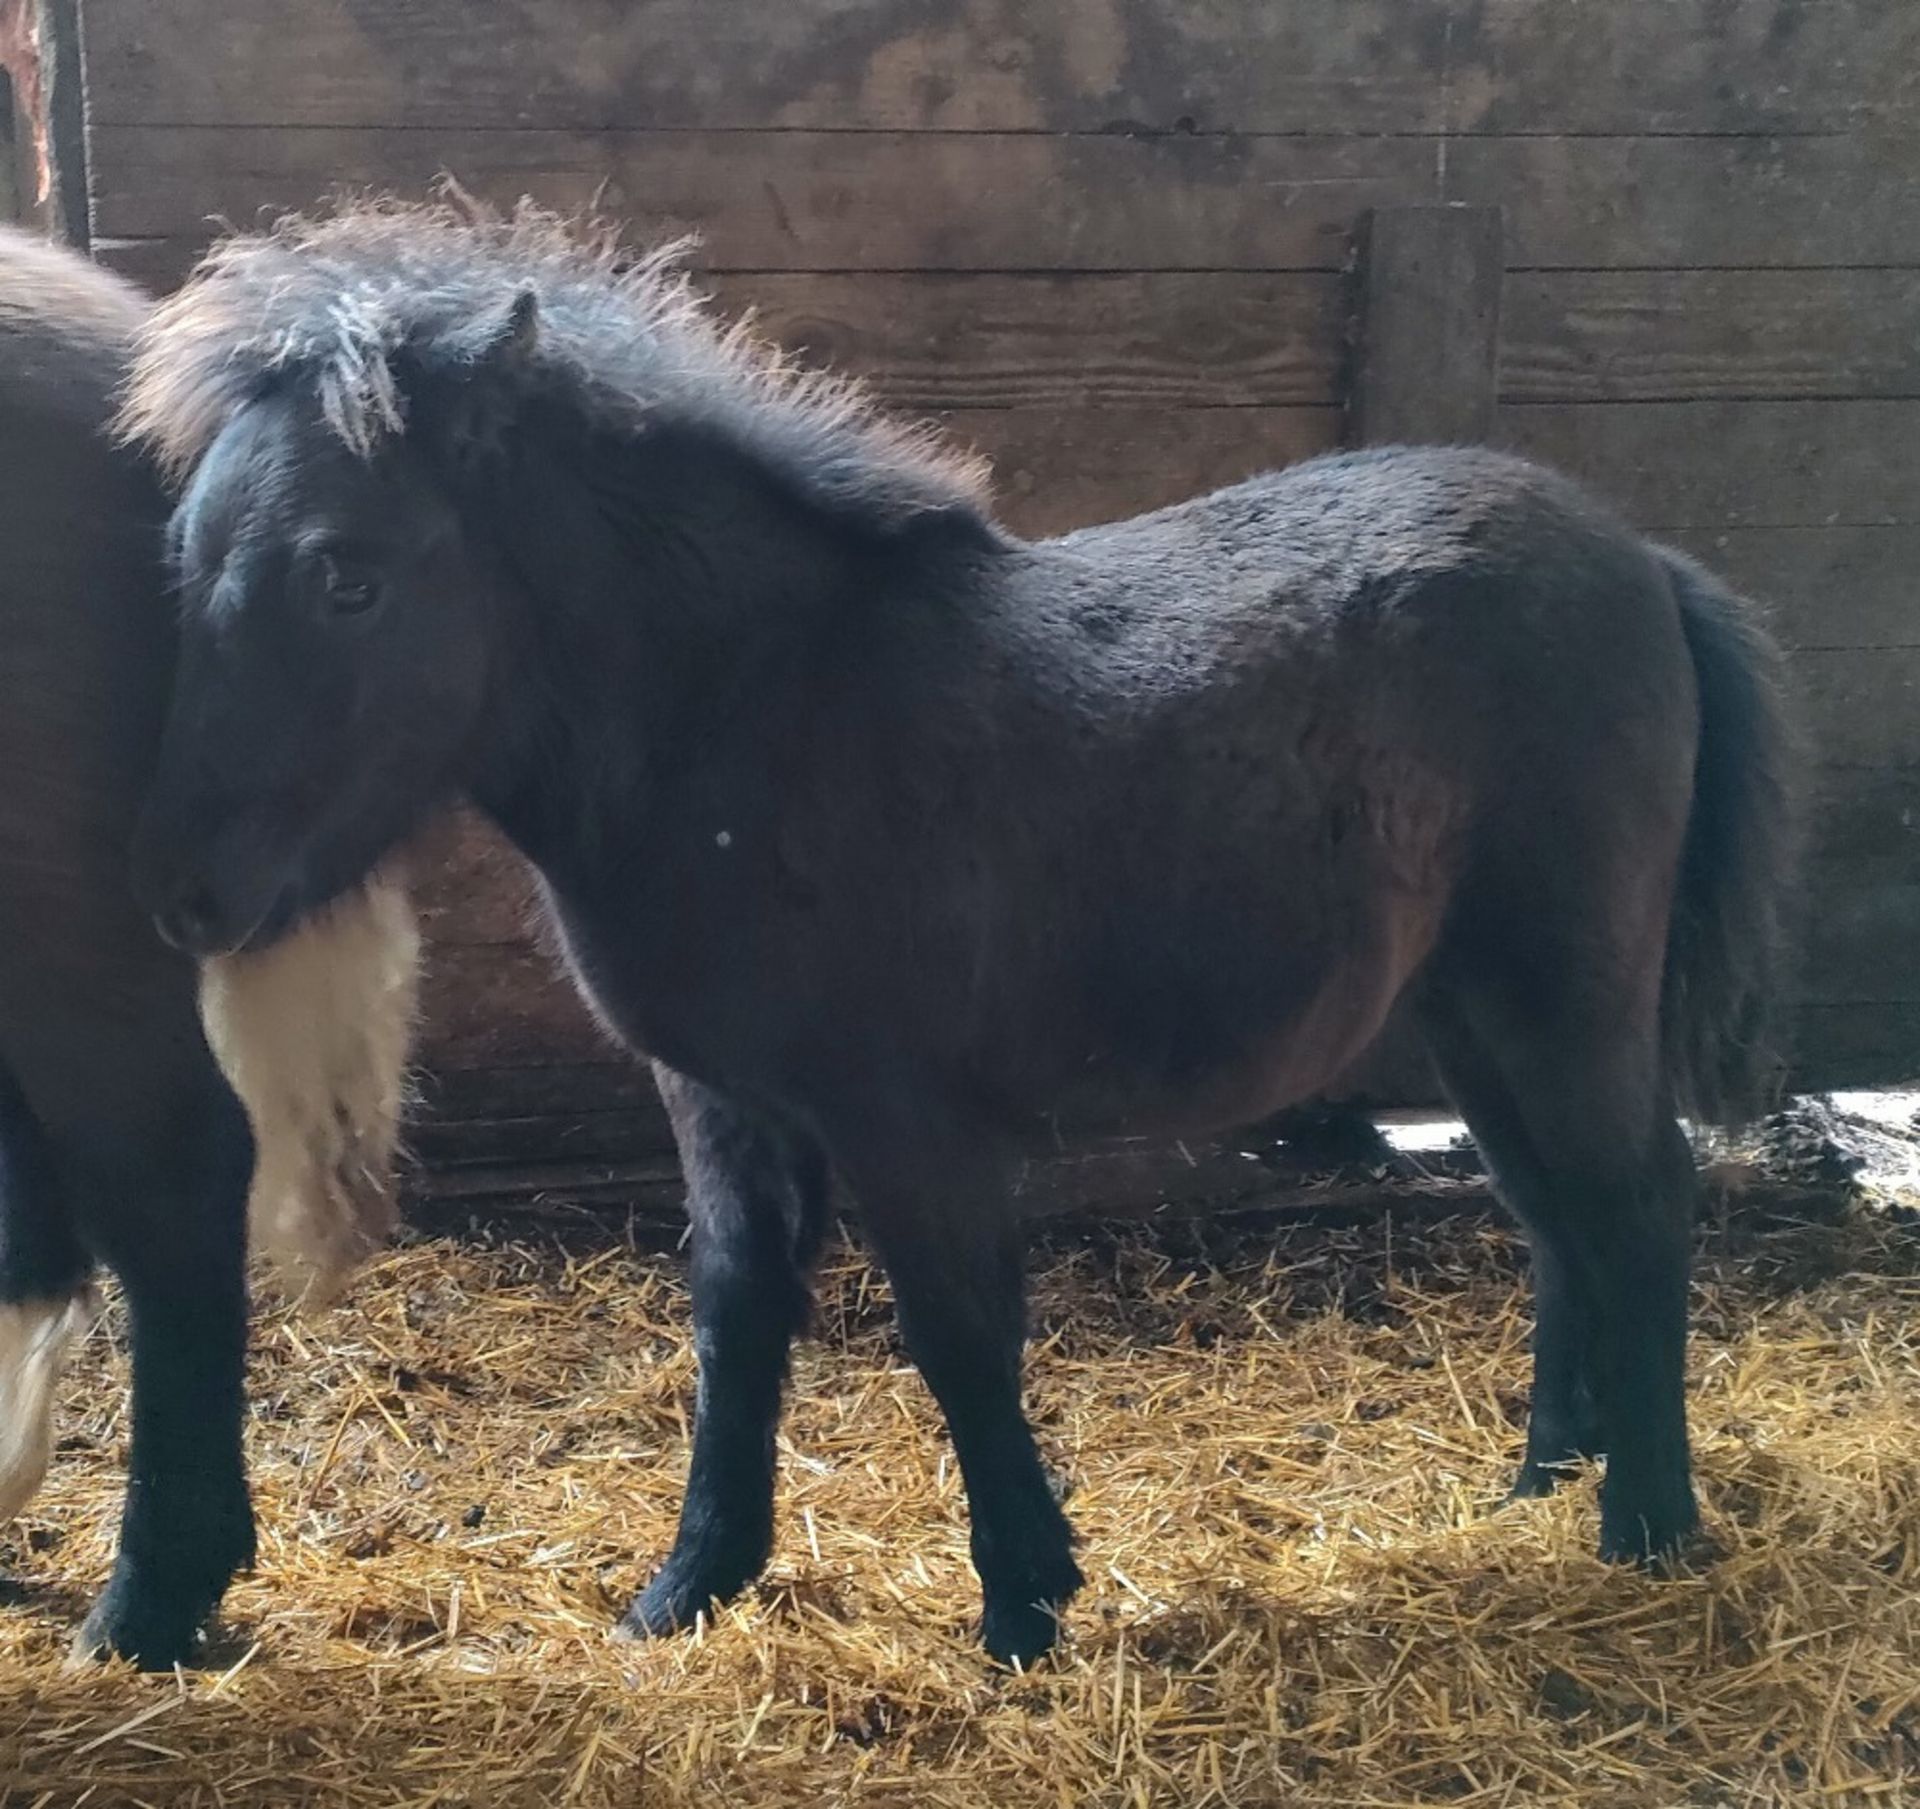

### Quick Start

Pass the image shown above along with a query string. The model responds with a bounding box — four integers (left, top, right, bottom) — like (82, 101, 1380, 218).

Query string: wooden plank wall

(72, 0, 1920, 1181)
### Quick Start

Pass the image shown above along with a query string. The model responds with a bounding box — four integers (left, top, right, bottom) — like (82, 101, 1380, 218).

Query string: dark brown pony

(125, 203, 1800, 1666)
(0, 225, 419, 1668)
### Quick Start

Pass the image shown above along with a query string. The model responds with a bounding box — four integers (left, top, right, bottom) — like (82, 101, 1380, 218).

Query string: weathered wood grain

(1801, 766, 1920, 880)
(1441, 130, 1920, 270)
(713, 272, 1347, 409)
(416, 941, 614, 1073)
(1503, 270, 1920, 403)
(407, 1104, 674, 1170)
(412, 812, 540, 947)
(1352, 205, 1504, 445)
(421, 1061, 659, 1123)
(1792, 649, 1920, 770)
(1497, 402, 1920, 529)
(89, 127, 1920, 273)
(82, 0, 1917, 134)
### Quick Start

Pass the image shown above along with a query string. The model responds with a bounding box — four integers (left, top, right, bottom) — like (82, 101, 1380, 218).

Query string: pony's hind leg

(1543, 1107, 1697, 1564)
(1416, 999, 1605, 1496)
(0, 1063, 93, 1526)
(1418, 984, 1700, 1563)
(68, 1072, 255, 1668)
(623, 1067, 831, 1640)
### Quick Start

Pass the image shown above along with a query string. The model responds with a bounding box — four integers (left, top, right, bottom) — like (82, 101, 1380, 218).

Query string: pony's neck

(458, 408, 861, 873)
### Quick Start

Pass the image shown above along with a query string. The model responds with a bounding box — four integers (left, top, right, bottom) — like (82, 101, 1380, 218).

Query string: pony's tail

(200, 867, 422, 1308)
(1658, 547, 1804, 1127)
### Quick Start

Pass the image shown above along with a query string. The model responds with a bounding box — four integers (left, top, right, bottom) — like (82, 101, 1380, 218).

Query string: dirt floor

(1, 1137, 1917, 1806)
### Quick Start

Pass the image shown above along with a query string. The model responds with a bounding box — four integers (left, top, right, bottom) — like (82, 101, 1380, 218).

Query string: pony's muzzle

(133, 820, 296, 959)
(147, 868, 300, 958)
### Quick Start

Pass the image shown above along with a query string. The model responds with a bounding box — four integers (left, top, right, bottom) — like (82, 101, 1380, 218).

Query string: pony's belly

(1015, 951, 1413, 1143)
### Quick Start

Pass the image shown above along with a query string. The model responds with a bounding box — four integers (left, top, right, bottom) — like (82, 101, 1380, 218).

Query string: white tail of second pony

(201, 866, 422, 1307)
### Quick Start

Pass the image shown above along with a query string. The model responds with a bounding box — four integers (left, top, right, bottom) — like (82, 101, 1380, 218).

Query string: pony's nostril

(155, 883, 225, 953)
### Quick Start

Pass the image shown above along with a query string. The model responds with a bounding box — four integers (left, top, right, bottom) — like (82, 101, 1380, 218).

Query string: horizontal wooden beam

(706, 272, 1349, 408)
(1497, 401, 1920, 529)
(1502, 269, 1920, 404)
(82, 0, 1915, 135)
(86, 127, 1920, 273)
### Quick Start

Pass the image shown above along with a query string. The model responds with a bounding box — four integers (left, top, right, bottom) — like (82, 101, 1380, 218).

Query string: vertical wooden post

(0, 0, 35, 227)
(1351, 204, 1505, 446)
(0, 0, 85, 243)
(35, 0, 86, 247)
(1, 67, 21, 223)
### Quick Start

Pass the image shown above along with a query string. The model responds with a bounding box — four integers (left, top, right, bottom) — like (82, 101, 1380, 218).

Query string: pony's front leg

(73, 1078, 255, 1668)
(835, 1123, 1082, 1666)
(621, 1067, 829, 1640)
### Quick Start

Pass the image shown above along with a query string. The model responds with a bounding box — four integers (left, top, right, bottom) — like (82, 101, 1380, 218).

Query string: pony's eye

(319, 554, 382, 618)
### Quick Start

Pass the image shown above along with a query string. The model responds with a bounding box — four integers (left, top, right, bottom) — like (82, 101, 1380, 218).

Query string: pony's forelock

(119, 194, 991, 529)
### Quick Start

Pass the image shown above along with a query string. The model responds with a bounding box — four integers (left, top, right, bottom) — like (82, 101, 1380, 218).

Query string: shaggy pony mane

(120, 194, 992, 531)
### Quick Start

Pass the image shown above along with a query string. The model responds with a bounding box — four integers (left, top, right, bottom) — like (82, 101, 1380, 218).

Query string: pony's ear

(419, 288, 541, 467)
(474, 287, 540, 372)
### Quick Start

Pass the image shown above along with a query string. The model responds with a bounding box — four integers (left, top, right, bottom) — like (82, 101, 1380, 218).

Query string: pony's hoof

(1506, 1456, 1586, 1502)
(1598, 1498, 1701, 1570)
(617, 1559, 740, 1641)
(616, 1590, 707, 1642)
(71, 1576, 209, 1671)
(981, 1594, 1067, 1669)
(980, 1550, 1082, 1669)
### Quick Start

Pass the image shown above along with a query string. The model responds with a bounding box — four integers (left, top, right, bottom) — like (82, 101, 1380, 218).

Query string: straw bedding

(1, 1175, 1915, 1807)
